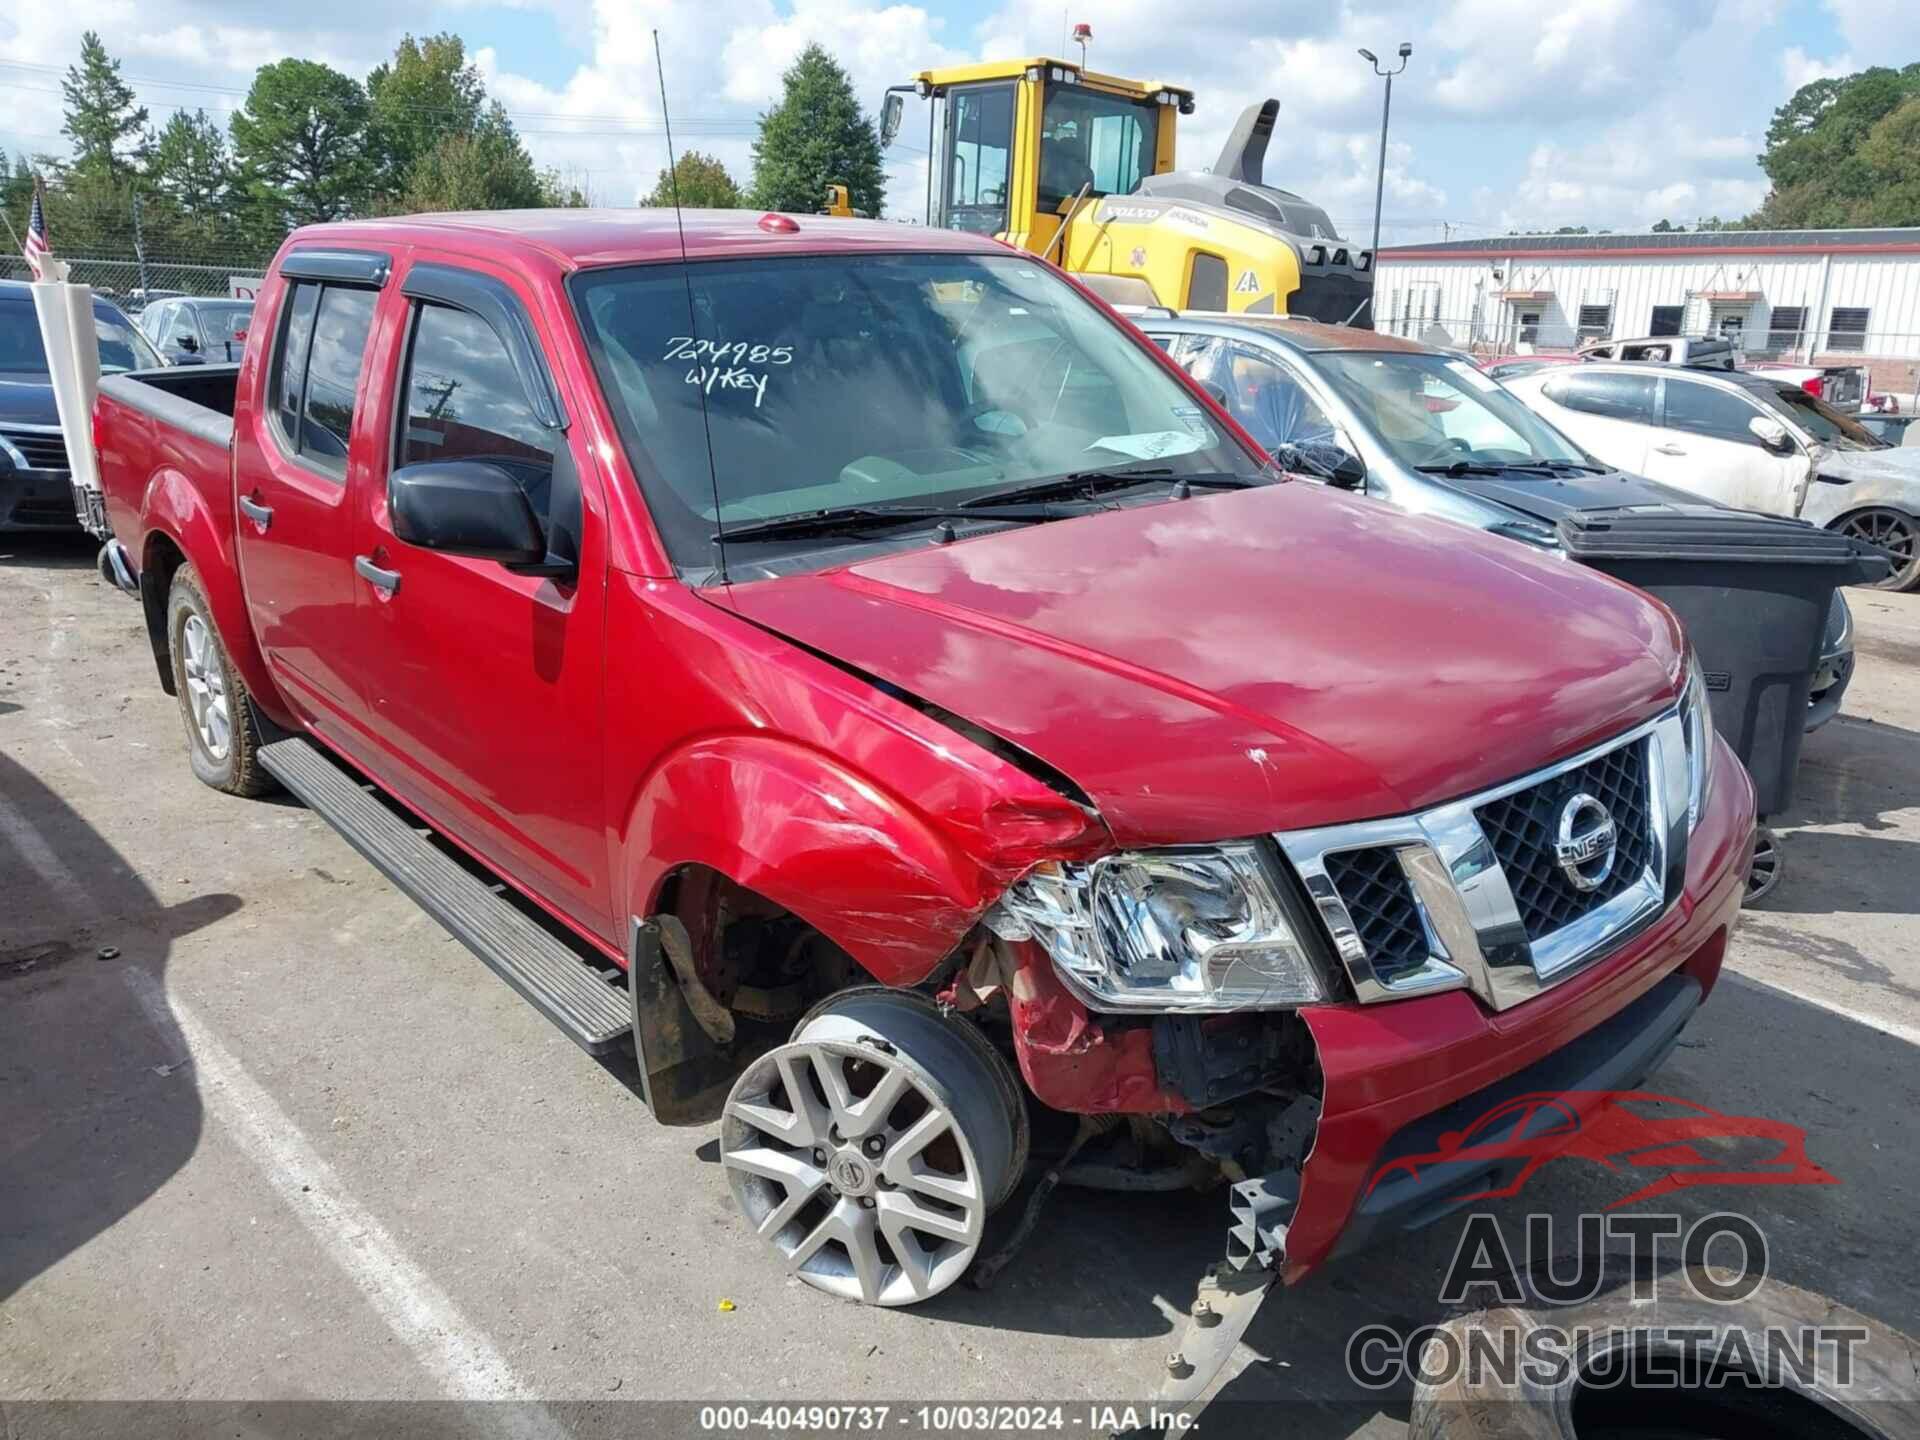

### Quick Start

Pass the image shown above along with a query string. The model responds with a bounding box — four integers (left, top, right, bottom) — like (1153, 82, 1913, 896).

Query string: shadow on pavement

(0, 750, 239, 1301)
(0, 531, 98, 571)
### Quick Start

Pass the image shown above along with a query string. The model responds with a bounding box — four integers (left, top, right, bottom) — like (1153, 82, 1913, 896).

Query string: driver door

(347, 254, 614, 939)
(1641, 376, 1808, 516)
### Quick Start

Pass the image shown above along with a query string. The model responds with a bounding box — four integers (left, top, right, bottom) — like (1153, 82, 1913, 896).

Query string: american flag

(22, 182, 51, 281)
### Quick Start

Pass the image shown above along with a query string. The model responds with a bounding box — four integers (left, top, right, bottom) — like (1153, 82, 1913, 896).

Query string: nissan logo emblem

(1554, 792, 1617, 892)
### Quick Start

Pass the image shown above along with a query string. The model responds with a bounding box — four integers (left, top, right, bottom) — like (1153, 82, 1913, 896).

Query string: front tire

(167, 565, 272, 797)
(1831, 507, 1920, 591)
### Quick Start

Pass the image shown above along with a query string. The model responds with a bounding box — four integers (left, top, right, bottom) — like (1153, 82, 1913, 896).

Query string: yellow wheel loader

(875, 57, 1375, 326)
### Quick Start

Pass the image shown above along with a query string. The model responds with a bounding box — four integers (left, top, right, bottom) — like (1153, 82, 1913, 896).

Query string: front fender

(1799, 468, 1920, 528)
(622, 734, 997, 985)
(140, 467, 288, 724)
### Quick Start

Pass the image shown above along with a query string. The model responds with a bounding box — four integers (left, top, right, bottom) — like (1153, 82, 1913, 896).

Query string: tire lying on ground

(1408, 1259, 1920, 1440)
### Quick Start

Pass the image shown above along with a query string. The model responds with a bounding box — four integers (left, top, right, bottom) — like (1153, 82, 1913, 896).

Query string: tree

(392, 113, 582, 213)
(367, 33, 487, 194)
(230, 59, 372, 228)
(643, 150, 743, 208)
(146, 110, 233, 213)
(1650, 218, 1685, 232)
(1750, 63, 1920, 226)
(61, 31, 149, 180)
(750, 44, 883, 217)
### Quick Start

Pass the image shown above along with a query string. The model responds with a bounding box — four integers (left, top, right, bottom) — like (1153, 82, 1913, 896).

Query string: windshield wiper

(1415, 459, 1607, 478)
(715, 502, 1053, 545)
(957, 466, 1257, 508)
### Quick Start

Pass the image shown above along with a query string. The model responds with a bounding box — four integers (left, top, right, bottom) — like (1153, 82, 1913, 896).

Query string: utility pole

(131, 189, 150, 298)
(1358, 43, 1413, 283)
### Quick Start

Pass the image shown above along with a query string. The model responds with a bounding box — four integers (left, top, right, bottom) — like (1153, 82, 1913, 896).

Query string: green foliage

(61, 31, 149, 180)
(750, 44, 884, 217)
(230, 59, 373, 228)
(368, 34, 488, 195)
(392, 111, 583, 213)
(644, 150, 744, 208)
(1651, 218, 1684, 232)
(147, 110, 233, 213)
(1752, 64, 1920, 226)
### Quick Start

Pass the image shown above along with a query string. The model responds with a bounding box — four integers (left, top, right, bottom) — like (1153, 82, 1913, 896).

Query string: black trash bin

(1556, 507, 1890, 816)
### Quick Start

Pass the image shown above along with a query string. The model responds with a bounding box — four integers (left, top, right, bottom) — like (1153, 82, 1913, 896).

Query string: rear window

(570, 251, 1257, 573)
(1546, 371, 1656, 423)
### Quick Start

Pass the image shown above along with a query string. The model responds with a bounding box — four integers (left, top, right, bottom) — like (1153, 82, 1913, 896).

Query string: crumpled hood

(724, 485, 1685, 845)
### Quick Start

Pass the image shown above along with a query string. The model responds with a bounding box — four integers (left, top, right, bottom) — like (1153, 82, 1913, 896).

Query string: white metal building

(1374, 228, 1920, 398)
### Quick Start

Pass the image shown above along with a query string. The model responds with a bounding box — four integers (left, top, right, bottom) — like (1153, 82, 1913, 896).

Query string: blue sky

(1, 0, 1912, 245)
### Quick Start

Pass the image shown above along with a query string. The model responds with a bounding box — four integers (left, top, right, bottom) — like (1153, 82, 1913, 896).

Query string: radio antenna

(653, 28, 728, 583)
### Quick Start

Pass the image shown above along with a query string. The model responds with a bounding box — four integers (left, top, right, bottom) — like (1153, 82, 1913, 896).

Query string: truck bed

(97, 364, 239, 449)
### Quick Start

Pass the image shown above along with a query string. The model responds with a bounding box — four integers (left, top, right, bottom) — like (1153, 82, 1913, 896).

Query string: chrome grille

(1279, 708, 1688, 1013)
(1321, 847, 1428, 984)
(1475, 738, 1652, 941)
(1, 425, 69, 472)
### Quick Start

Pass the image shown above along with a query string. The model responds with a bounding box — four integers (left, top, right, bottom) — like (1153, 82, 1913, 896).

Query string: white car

(1505, 362, 1920, 590)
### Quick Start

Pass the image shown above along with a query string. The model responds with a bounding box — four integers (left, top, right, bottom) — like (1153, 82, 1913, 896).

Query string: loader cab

(910, 59, 1188, 256)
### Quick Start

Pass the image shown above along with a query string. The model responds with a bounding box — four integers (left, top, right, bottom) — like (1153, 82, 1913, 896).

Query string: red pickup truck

(90, 210, 1753, 1382)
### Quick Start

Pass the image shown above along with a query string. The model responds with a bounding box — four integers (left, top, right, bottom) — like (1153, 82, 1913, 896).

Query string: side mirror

(390, 461, 546, 566)
(1748, 415, 1794, 454)
(176, 334, 198, 351)
(880, 92, 904, 149)
(1327, 445, 1367, 490)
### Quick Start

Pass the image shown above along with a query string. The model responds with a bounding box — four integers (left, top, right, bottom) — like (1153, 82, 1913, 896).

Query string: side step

(259, 737, 631, 1054)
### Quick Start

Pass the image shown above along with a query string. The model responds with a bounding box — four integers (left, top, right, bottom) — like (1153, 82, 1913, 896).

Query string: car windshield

(198, 300, 254, 342)
(0, 299, 160, 375)
(1312, 350, 1592, 470)
(571, 251, 1261, 571)
(1757, 384, 1885, 451)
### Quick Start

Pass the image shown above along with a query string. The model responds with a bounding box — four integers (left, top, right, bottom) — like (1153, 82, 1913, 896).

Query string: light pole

(1359, 42, 1413, 311)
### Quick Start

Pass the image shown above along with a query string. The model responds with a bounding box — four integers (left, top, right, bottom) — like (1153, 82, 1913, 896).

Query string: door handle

(354, 554, 402, 596)
(238, 494, 272, 531)
(1653, 443, 1686, 456)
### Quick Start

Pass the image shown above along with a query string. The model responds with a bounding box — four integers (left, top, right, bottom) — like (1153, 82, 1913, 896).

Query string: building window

(1576, 304, 1612, 343)
(1649, 305, 1684, 336)
(1765, 305, 1806, 355)
(1518, 310, 1541, 346)
(1827, 307, 1870, 353)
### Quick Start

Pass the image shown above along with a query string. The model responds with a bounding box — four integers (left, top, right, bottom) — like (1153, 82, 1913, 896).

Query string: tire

(166, 565, 273, 797)
(1409, 1258, 1920, 1440)
(1830, 507, 1920, 592)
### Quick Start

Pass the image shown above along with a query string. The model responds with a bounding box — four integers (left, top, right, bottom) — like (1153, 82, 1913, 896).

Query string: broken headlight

(1680, 650, 1711, 832)
(988, 845, 1330, 1011)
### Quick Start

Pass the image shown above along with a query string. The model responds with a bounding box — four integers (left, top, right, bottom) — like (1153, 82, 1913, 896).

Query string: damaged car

(86, 210, 1756, 1393)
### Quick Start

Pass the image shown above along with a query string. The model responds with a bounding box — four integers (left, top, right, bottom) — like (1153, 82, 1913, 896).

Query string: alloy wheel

(1744, 826, 1781, 904)
(1836, 508, 1919, 590)
(180, 614, 232, 761)
(721, 1012, 1014, 1306)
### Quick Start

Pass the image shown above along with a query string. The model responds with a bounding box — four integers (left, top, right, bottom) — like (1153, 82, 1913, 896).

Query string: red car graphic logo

(1365, 1090, 1838, 1210)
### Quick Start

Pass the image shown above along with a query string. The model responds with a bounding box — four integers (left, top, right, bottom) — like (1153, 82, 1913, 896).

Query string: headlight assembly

(1680, 650, 1711, 832)
(987, 844, 1330, 1011)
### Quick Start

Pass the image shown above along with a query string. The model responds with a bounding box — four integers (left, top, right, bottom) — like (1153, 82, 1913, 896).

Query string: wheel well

(653, 864, 859, 1028)
(140, 533, 187, 695)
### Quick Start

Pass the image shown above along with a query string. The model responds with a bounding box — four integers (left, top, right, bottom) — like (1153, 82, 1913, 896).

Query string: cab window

(398, 302, 557, 526)
(1662, 379, 1765, 444)
(1182, 340, 1335, 453)
(943, 84, 1014, 236)
(269, 279, 378, 479)
(1038, 86, 1159, 210)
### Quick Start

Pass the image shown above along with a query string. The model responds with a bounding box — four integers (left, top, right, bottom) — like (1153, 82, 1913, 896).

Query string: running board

(259, 737, 631, 1054)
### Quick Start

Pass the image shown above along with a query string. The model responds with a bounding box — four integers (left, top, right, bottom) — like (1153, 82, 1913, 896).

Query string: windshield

(571, 251, 1261, 572)
(1313, 350, 1592, 469)
(0, 300, 161, 375)
(1757, 383, 1885, 451)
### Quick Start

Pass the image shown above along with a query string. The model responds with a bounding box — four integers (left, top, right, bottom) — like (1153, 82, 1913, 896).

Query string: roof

(1146, 312, 1434, 354)
(1380, 226, 1920, 262)
(284, 208, 1005, 270)
(1573, 359, 1795, 394)
(0, 279, 125, 313)
(914, 57, 1191, 99)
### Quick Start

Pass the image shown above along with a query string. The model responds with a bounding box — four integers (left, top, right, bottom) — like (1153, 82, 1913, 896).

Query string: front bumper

(1279, 731, 1754, 1281)
(0, 468, 81, 531)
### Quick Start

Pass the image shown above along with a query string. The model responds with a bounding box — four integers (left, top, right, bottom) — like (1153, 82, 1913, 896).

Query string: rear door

(232, 249, 389, 736)
(1529, 370, 1657, 474)
(1641, 376, 1808, 515)
(346, 255, 613, 937)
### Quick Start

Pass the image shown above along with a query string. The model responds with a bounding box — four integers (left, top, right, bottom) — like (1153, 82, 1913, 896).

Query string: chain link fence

(2, 254, 276, 307)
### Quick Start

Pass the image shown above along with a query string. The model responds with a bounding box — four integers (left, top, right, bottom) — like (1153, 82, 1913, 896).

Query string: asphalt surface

(4, 530, 1918, 1436)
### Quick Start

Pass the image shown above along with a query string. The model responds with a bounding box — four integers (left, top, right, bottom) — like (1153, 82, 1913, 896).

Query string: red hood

(723, 485, 1684, 846)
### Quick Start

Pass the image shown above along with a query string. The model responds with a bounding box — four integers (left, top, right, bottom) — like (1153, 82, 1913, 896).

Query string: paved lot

(4, 531, 1918, 1434)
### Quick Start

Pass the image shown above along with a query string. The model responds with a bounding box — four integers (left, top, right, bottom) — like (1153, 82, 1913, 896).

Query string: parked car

(0, 279, 163, 531)
(1134, 312, 1857, 732)
(1859, 412, 1919, 448)
(1507, 361, 1920, 590)
(1743, 360, 1869, 412)
(138, 296, 254, 365)
(86, 212, 1752, 1375)
(1480, 353, 1583, 382)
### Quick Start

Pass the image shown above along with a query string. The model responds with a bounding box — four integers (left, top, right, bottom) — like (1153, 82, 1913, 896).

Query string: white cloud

(1780, 45, 1854, 95)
